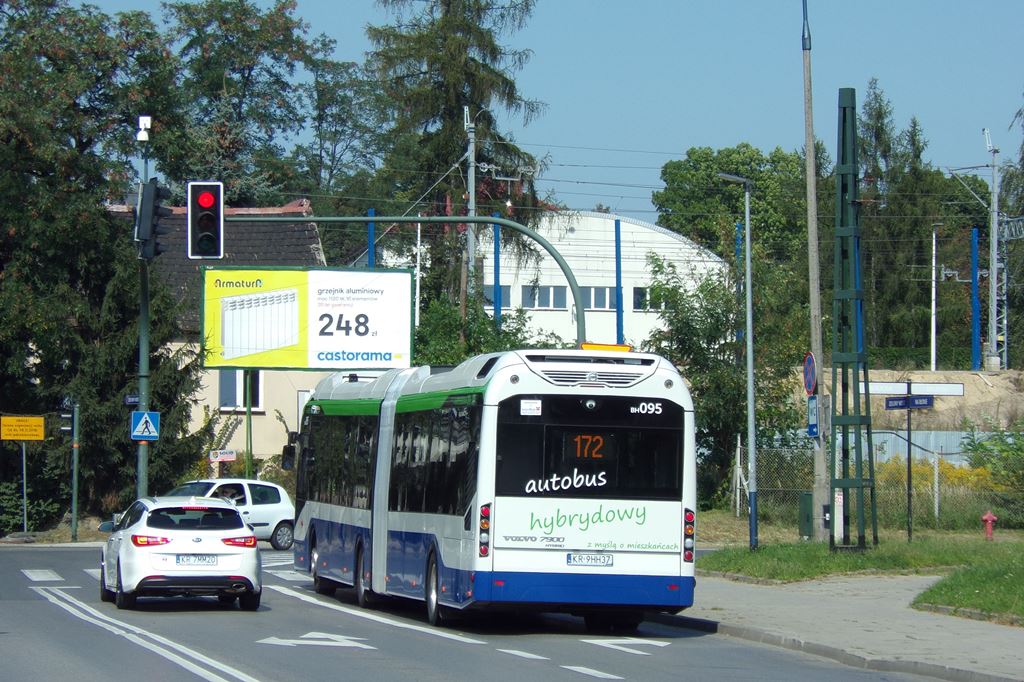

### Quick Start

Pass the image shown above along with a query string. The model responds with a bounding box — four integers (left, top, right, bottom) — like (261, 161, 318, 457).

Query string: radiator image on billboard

(202, 267, 413, 370)
(220, 289, 299, 359)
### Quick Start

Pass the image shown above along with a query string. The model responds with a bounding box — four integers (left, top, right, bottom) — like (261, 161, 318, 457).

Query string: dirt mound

(804, 368, 1023, 431)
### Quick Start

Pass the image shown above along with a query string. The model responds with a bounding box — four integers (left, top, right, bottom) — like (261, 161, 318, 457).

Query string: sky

(97, 0, 1024, 222)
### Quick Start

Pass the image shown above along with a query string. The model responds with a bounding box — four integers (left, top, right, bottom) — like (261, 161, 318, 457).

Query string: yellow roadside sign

(1, 415, 45, 441)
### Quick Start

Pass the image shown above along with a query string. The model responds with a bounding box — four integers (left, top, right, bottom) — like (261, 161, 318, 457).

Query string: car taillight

(132, 535, 171, 547)
(683, 508, 696, 562)
(479, 503, 491, 557)
(222, 536, 257, 547)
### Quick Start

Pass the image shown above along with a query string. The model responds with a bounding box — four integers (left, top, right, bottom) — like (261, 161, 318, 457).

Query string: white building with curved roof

(478, 211, 727, 347)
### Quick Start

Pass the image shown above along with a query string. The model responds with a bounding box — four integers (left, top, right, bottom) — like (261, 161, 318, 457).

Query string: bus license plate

(176, 554, 217, 566)
(567, 553, 613, 567)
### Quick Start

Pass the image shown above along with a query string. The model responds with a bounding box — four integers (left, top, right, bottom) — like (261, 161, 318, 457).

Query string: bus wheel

(355, 547, 374, 608)
(311, 545, 336, 596)
(425, 553, 446, 626)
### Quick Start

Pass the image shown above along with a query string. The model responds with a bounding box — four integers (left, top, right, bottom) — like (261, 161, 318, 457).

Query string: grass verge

(697, 509, 1024, 623)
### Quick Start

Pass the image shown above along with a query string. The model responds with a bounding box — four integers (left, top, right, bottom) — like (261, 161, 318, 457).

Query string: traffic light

(134, 178, 172, 261)
(187, 181, 224, 259)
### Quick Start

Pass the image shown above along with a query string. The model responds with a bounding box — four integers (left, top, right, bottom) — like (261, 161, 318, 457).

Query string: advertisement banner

(493, 497, 682, 553)
(202, 267, 413, 370)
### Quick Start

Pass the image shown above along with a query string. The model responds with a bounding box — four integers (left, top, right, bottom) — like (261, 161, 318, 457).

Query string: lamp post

(719, 172, 757, 550)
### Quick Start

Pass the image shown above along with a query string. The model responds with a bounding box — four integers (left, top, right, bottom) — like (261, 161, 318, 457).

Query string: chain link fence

(733, 439, 1022, 532)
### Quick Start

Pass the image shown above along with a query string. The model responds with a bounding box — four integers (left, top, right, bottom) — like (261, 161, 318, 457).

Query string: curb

(652, 613, 1020, 682)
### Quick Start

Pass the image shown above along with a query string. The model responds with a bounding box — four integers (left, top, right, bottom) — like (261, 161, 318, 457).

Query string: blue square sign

(130, 411, 160, 441)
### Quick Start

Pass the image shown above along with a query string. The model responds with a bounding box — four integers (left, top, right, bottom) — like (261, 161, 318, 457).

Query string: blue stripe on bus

(472, 571, 694, 609)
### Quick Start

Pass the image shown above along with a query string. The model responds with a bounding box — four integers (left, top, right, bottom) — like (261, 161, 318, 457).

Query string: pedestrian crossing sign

(130, 411, 160, 441)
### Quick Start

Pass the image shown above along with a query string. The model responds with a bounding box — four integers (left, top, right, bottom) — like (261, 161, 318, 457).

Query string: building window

(219, 369, 263, 412)
(522, 285, 567, 310)
(633, 287, 666, 312)
(581, 286, 618, 310)
(483, 284, 511, 309)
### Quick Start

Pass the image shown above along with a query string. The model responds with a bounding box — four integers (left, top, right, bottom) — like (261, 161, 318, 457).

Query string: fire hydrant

(981, 510, 998, 541)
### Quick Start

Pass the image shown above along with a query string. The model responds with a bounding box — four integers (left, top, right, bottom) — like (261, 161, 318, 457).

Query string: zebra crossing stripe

(22, 569, 63, 582)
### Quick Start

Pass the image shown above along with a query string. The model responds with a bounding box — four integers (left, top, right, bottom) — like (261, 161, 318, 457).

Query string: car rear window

(147, 507, 244, 531)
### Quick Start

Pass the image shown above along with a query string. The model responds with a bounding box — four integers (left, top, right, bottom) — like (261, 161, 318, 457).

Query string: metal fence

(733, 439, 1022, 531)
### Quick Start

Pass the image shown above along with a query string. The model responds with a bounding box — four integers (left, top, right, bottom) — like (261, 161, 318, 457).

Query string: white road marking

(22, 569, 63, 581)
(267, 584, 486, 644)
(84, 568, 101, 580)
(32, 587, 260, 682)
(497, 649, 550, 660)
(561, 666, 623, 679)
(581, 637, 670, 655)
(264, 569, 308, 582)
(257, 632, 375, 649)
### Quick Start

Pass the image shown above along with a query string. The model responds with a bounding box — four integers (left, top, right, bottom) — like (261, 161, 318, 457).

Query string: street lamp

(719, 172, 757, 550)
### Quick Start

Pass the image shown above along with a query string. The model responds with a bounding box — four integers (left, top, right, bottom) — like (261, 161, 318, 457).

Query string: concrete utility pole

(802, 0, 828, 541)
(984, 128, 999, 370)
(465, 106, 477, 289)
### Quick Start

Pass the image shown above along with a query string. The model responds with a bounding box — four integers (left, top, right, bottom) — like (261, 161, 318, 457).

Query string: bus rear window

(495, 396, 682, 500)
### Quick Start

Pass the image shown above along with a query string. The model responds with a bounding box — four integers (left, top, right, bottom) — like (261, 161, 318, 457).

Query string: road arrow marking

(561, 666, 623, 679)
(581, 637, 670, 655)
(257, 632, 376, 649)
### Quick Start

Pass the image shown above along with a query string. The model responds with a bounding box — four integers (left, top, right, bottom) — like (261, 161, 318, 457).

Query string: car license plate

(567, 552, 613, 567)
(176, 554, 217, 566)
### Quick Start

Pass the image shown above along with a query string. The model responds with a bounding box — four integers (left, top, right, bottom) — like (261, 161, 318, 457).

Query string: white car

(99, 496, 262, 610)
(165, 478, 294, 550)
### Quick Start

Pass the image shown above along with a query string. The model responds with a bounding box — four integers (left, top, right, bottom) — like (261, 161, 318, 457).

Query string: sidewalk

(667, 573, 1022, 682)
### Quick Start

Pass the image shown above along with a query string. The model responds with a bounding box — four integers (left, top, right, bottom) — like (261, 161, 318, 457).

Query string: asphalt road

(0, 545, 928, 682)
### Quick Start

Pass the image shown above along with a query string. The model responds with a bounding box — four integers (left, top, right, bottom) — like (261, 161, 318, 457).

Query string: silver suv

(165, 479, 294, 550)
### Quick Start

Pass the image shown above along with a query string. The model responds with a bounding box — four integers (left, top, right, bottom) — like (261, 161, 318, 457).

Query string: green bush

(0, 480, 59, 536)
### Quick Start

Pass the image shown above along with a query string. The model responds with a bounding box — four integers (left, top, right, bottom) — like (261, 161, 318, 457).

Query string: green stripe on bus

(395, 389, 483, 413)
(309, 399, 382, 417)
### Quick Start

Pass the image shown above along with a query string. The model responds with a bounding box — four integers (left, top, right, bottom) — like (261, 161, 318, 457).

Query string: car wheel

(270, 521, 293, 550)
(239, 591, 261, 611)
(311, 545, 335, 596)
(355, 546, 374, 608)
(425, 553, 446, 626)
(114, 563, 136, 610)
(99, 561, 115, 603)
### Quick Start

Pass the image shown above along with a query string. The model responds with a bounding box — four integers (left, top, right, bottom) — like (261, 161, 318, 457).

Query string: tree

(0, 0, 203, 518)
(366, 0, 546, 306)
(853, 80, 991, 368)
(158, 0, 317, 205)
(641, 256, 801, 504)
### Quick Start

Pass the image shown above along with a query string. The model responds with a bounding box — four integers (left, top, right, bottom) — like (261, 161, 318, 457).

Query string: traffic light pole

(137, 150, 151, 497)
(70, 400, 80, 541)
(137, 258, 150, 498)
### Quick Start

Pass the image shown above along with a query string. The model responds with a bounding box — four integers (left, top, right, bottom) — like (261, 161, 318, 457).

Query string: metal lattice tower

(997, 216, 1024, 368)
(829, 88, 878, 551)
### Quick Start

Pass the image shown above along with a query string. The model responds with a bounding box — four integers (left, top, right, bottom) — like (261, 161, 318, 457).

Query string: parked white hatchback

(165, 478, 295, 550)
(99, 496, 262, 610)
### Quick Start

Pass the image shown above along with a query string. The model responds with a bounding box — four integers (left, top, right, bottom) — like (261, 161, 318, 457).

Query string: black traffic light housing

(134, 178, 172, 261)
(187, 181, 224, 259)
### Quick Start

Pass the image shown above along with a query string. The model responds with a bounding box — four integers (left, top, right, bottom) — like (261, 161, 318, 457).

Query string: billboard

(201, 267, 413, 370)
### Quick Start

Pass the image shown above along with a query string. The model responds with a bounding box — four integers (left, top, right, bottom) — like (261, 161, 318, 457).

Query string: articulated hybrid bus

(290, 348, 696, 631)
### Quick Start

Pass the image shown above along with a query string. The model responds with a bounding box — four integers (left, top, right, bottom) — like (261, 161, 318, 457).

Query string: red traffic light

(187, 181, 224, 260)
(197, 191, 216, 209)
